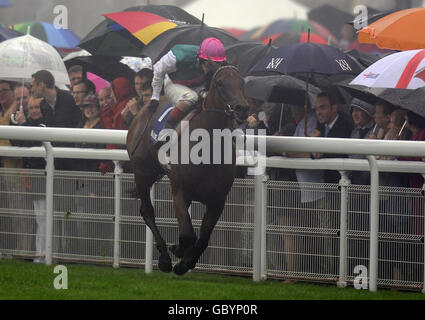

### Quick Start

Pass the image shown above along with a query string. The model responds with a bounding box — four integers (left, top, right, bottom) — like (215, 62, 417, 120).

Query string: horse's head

(205, 64, 250, 123)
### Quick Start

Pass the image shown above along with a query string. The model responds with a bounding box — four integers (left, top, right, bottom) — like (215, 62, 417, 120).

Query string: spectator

(378, 109, 415, 284)
(285, 104, 325, 274)
(31, 69, 82, 170)
(134, 68, 153, 98)
(0, 80, 22, 168)
(68, 65, 84, 87)
(348, 98, 376, 185)
(98, 86, 115, 109)
(72, 79, 96, 110)
(13, 83, 31, 112)
(99, 77, 136, 174)
(74, 94, 105, 172)
(312, 91, 353, 183)
(369, 101, 396, 140)
(121, 83, 152, 127)
(10, 96, 52, 262)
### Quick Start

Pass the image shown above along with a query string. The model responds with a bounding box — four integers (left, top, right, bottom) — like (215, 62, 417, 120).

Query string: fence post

(422, 176, 425, 294)
(42, 142, 54, 266)
(337, 170, 350, 288)
(252, 154, 266, 282)
(113, 161, 123, 268)
(367, 156, 379, 292)
(145, 185, 154, 274)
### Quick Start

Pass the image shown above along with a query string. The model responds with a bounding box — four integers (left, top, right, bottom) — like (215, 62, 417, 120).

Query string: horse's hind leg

(138, 184, 172, 273)
(173, 201, 224, 275)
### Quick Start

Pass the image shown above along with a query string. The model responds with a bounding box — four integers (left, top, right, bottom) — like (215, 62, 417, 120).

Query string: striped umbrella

(103, 11, 177, 45)
(10, 21, 80, 49)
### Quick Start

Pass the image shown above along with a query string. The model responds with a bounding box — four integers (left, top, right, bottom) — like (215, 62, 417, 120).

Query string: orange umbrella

(358, 7, 425, 51)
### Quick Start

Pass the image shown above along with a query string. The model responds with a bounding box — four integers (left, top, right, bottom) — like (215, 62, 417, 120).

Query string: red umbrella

(261, 32, 328, 46)
(104, 11, 177, 45)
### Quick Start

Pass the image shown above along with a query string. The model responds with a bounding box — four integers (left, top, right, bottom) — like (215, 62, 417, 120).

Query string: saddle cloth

(150, 106, 199, 144)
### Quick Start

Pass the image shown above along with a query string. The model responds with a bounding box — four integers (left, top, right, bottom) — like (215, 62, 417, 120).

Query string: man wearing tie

(312, 91, 353, 184)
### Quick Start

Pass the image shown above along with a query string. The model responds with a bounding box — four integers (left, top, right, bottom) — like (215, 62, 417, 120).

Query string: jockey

(148, 37, 228, 130)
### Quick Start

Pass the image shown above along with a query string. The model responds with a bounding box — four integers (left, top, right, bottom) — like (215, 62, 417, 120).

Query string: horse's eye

(216, 80, 224, 87)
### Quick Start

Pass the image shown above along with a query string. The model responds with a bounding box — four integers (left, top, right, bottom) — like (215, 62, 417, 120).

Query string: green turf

(0, 259, 424, 300)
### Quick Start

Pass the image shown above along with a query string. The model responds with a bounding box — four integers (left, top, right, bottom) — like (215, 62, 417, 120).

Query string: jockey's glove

(148, 99, 159, 112)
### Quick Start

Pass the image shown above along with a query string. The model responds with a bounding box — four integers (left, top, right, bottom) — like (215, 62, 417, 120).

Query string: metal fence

(0, 166, 424, 291)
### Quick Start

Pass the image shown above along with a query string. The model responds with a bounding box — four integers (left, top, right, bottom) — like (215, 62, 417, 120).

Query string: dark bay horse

(126, 65, 250, 275)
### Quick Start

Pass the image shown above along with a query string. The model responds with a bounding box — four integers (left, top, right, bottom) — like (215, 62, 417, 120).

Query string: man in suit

(312, 91, 353, 184)
(311, 91, 353, 275)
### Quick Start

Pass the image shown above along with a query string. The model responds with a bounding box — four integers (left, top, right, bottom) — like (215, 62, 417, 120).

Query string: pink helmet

(198, 37, 226, 62)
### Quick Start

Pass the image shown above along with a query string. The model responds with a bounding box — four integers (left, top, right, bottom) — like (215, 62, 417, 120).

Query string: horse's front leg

(174, 201, 224, 275)
(171, 187, 197, 275)
(138, 183, 172, 273)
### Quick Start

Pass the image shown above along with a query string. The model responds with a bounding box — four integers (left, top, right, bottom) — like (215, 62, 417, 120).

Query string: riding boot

(154, 113, 180, 150)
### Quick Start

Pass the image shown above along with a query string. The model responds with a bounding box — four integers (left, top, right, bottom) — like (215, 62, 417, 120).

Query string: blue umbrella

(0, 0, 11, 7)
(10, 21, 80, 49)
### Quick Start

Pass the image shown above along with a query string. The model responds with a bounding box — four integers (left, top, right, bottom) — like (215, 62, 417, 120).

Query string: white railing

(0, 126, 424, 293)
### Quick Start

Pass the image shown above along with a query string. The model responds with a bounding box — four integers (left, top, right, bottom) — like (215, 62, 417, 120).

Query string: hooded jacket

(100, 77, 136, 131)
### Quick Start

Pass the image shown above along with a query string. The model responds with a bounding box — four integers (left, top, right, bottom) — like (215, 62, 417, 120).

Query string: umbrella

(79, 5, 202, 56)
(349, 49, 425, 89)
(0, 0, 11, 7)
(10, 21, 80, 49)
(308, 4, 354, 41)
(339, 84, 425, 119)
(225, 40, 276, 76)
(270, 32, 328, 47)
(87, 72, 109, 94)
(103, 11, 177, 45)
(64, 55, 134, 82)
(120, 56, 152, 72)
(344, 49, 382, 70)
(358, 7, 425, 51)
(0, 25, 22, 42)
(0, 34, 70, 86)
(249, 42, 362, 86)
(140, 24, 238, 63)
(244, 75, 321, 106)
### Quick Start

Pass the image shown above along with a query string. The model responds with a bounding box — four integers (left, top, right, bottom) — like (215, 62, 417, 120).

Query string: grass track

(1, 259, 424, 300)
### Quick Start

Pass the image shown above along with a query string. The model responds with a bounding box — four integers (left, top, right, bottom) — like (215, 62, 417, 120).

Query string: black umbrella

(344, 49, 382, 70)
(307, 4, 354, 40)
(79, 5, 202, 56)
(248, 42, 362, 87)
(225, 40, 276, 76)
(64, 55, 135, 81)
(140, 24, 239, 64)
(244, 75, 320, 106)
(78, 21, 145, 57)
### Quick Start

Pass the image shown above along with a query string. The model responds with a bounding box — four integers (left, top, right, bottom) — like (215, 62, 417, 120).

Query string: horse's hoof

(158, 260, 172, 273)
(173, 261, 189, 276)
(169, 244, 184, 258)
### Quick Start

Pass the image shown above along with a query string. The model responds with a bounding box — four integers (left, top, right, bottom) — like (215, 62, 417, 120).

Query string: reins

(201, 65, 240, 118)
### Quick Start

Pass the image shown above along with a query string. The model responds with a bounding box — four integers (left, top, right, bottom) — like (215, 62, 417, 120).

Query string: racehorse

(126, 64, 250, 275)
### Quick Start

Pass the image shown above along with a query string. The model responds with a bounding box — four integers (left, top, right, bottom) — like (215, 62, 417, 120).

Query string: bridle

(201, 65, 246, 119)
